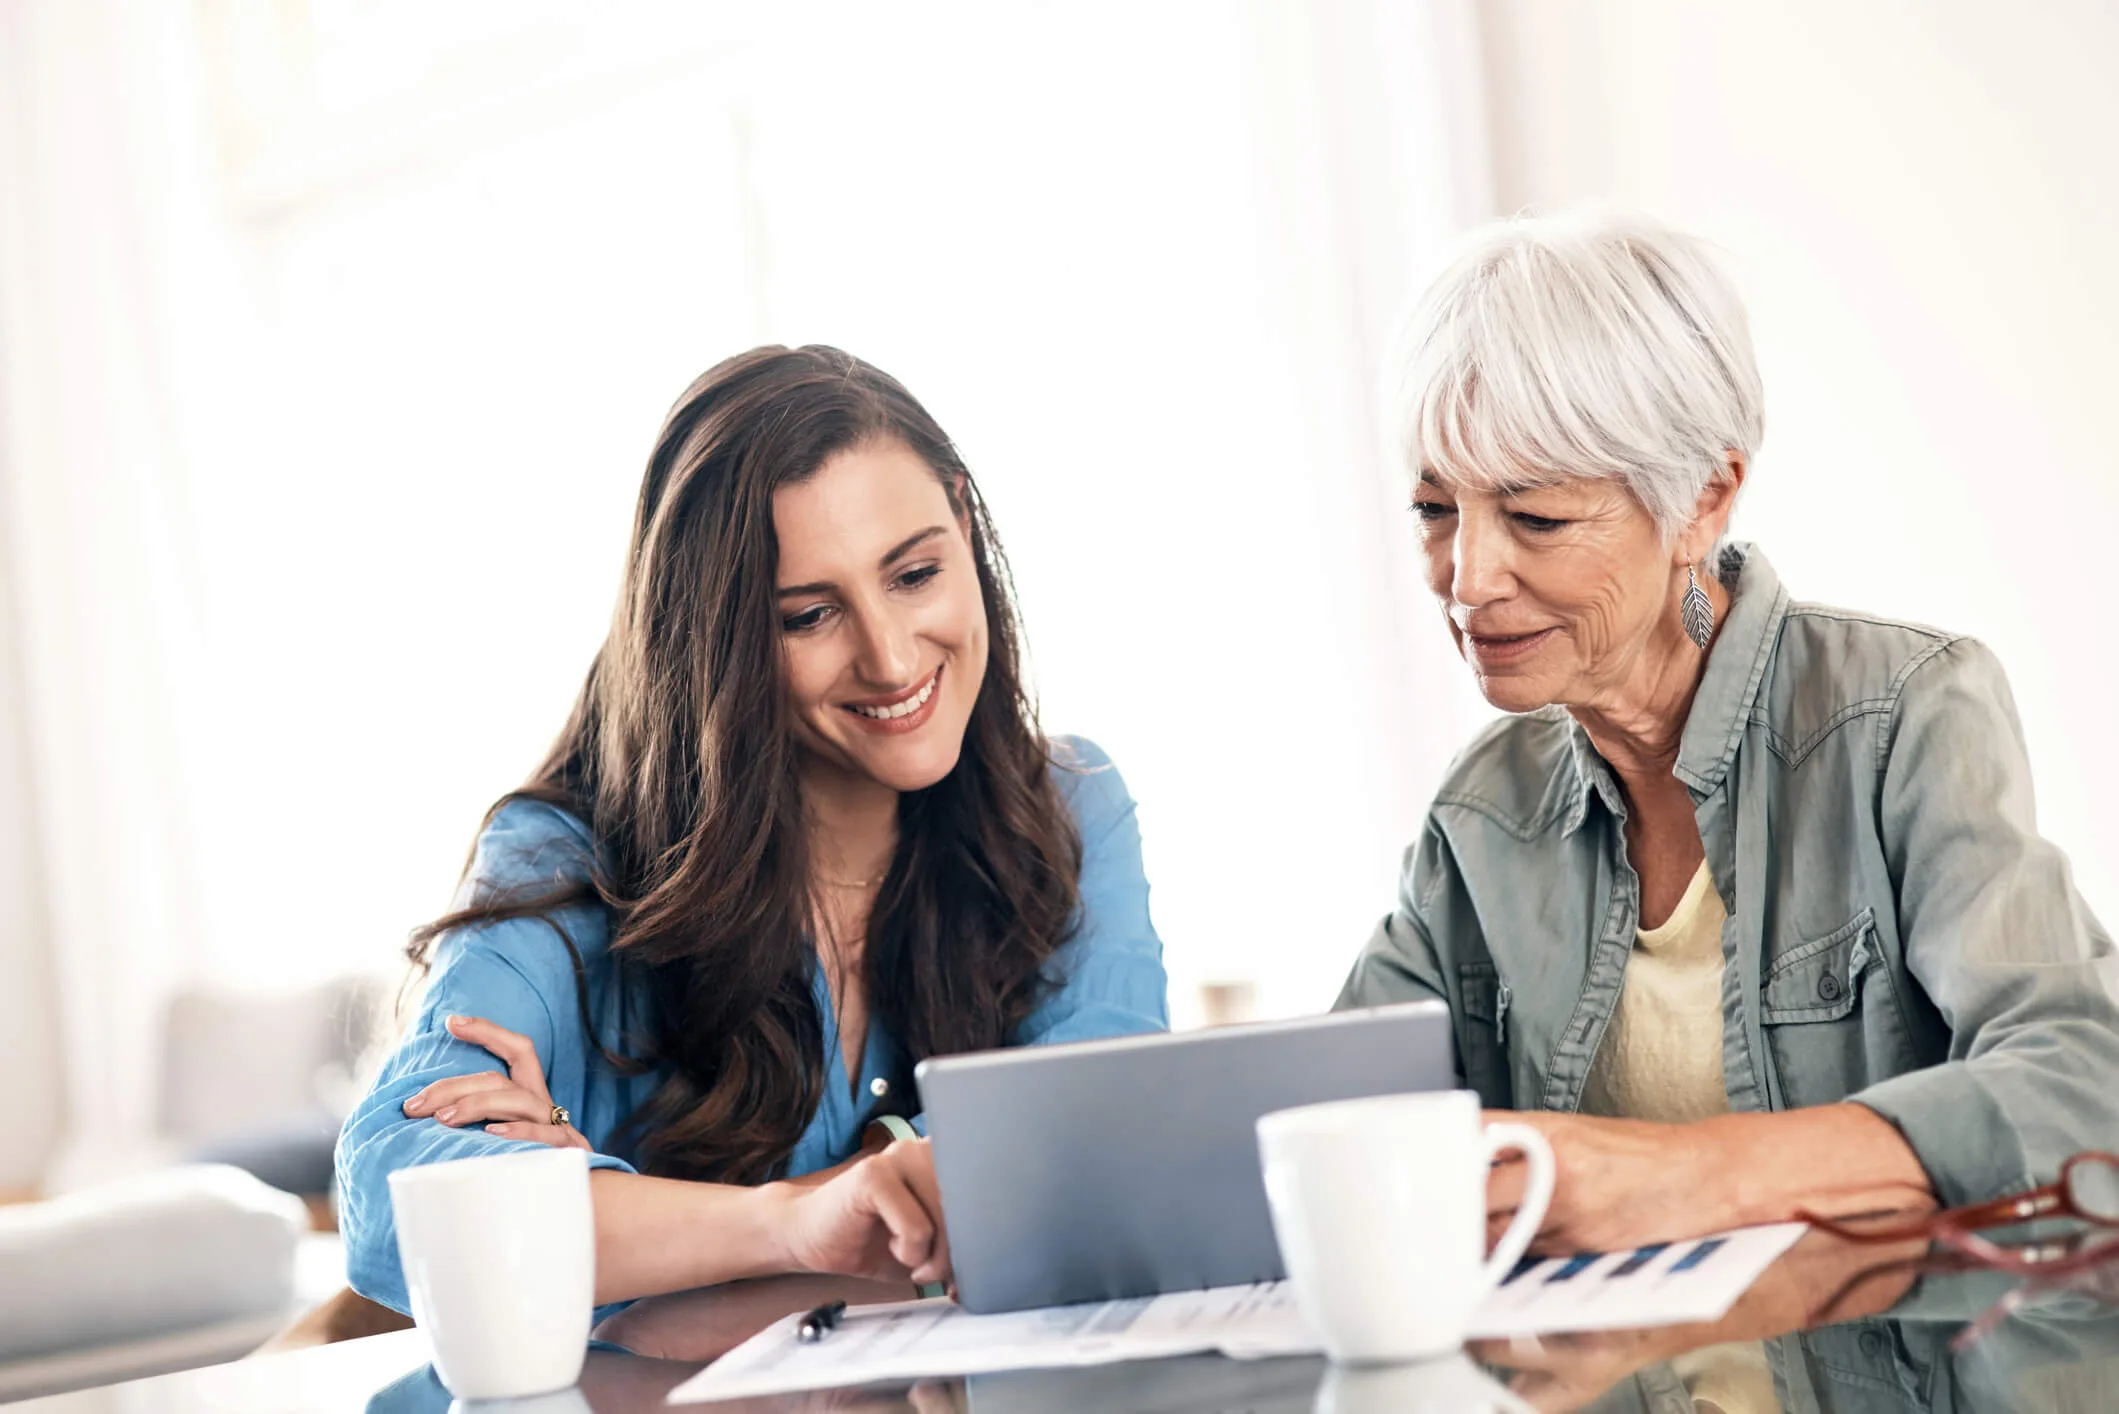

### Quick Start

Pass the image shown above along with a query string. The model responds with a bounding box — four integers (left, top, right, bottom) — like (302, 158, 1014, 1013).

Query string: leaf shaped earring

(1681, 563, 1715, 650)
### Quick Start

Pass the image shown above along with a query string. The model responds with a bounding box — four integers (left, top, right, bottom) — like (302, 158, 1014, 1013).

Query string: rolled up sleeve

(1854, 638, 2119, 1207)
(335, 922, 636, 1314)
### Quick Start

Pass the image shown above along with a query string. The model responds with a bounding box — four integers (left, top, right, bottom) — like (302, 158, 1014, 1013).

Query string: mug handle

(1478, 1121, 1556, 1288)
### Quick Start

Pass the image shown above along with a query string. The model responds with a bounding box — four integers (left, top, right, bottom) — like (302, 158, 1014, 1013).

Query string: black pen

(797, 1299, 847, 1343)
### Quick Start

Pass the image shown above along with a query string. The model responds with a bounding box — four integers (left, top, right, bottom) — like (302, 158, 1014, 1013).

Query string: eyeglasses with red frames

(1798, 1150, 2119, 1260)
(1800, 1155, 2119, 1354)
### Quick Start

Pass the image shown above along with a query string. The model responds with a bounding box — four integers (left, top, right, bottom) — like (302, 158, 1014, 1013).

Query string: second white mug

(1257, 1090, 1554, 1364)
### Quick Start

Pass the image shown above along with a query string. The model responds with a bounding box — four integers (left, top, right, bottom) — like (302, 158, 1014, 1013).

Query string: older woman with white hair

(1340, 211, 2119, 1402)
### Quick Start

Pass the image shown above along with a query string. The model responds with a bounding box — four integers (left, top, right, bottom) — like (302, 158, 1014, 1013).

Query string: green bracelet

(866, 1114, 946, 1298)
(871, 1114, 920, 1146)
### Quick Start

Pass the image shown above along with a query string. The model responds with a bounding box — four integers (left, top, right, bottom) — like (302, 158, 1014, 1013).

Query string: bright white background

(3, 0, 2115, 1189)
(0, 0, 1484, 1185)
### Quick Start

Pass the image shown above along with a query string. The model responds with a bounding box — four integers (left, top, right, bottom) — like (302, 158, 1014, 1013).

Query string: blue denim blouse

(337, 736, 1167, 1314)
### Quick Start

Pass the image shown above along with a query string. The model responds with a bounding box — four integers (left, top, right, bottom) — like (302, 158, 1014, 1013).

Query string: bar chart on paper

(1470, 1223, 1806, 1337)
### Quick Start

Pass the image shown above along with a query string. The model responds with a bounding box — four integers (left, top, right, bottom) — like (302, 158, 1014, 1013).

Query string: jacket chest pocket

(1455, 961, 1514, 1108)
(1759, 907, 1908, 1109)
(1762, 908, 1877, 1024)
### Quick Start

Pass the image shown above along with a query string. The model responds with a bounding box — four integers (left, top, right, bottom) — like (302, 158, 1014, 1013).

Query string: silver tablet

(916, 1000, 1455, 1314)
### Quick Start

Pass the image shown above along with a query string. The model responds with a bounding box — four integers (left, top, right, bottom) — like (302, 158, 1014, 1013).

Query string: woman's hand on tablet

(774, 1136, 952, 1288)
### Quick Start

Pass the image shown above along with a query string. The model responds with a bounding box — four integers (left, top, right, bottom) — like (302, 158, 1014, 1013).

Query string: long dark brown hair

(408, 345, 1082, 1184)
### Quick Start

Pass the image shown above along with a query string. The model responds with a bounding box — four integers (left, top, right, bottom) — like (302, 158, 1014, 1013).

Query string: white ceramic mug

(389, 1147, 595, 1400)
(1257, 1090, 1555, 1364)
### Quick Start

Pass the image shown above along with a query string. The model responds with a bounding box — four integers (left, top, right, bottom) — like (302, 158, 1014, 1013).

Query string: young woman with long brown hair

(335, 346, 1167, 1313)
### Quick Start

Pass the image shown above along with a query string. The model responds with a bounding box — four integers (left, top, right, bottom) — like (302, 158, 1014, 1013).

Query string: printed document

(668, 1222, 1805, 1403)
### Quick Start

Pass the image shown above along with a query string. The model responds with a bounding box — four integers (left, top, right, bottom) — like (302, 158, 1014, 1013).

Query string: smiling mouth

(844, 667, 941, 721)
(1463, 627, 1557, 660)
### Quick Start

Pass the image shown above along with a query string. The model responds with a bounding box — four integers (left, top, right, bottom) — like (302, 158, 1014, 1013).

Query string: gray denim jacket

(1338, 543, 2119, 1409)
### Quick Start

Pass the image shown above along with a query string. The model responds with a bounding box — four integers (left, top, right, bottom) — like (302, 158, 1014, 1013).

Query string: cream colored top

(1581, 860, 1731, 1123)
(1581, 861, 1775, 1414)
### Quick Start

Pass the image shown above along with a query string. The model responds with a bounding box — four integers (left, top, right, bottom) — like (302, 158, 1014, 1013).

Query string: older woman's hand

(1484, 1110, 1723, 1256)
(400, 1013, 593, 1151)
(1485, 1104, 1937, 1257)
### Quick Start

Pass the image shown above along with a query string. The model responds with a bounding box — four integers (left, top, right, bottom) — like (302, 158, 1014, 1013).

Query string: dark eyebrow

(776, 526, 948, 599)
(881, 525, 947, 566)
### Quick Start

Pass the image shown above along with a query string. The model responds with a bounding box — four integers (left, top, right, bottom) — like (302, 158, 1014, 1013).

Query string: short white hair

(1398, 209, 1765, 541)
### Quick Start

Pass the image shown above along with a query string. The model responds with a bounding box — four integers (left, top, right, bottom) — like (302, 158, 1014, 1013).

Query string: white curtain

(0, 0, 238, 1185)
(0, 0, 1495, 1186)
